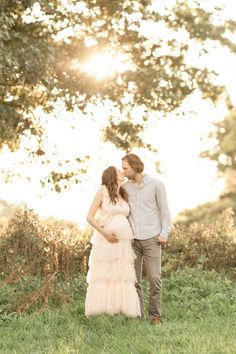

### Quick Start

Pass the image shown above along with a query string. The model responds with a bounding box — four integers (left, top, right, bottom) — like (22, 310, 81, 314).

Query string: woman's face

(116, 168, 125, 183)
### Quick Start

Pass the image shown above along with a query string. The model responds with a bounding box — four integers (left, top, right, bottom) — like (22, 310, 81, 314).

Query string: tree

(201, 105, 236, 193)
(1, 0, 236, 189)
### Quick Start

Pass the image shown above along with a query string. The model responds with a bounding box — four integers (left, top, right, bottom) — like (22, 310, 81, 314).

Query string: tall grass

(0, 206, 90, 279)
(0, 205, 236, 314)
(165, 208, 236, 278)
(0, 206, 90, 314)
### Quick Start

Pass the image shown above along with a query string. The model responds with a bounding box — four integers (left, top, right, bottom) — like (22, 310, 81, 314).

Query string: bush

(0, 206, 91, 280)
(164, 208, 236, 278)
(0, 205, 90, 314)
(1, 205, 236, 314)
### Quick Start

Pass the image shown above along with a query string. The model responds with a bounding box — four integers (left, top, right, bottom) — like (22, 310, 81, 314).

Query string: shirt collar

(131, 174, 148, 187)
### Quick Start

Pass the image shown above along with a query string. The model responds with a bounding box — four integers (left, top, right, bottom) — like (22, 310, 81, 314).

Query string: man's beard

(126, 175, 134, 180)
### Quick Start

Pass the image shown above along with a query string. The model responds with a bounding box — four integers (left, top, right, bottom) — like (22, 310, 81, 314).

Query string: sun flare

(81, 52, 131, 80)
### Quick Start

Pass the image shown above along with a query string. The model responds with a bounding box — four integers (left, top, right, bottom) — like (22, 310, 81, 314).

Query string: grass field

(0, 268, 236, 354)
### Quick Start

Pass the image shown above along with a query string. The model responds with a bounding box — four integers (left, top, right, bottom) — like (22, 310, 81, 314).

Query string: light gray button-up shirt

(123, 175, 171, 240)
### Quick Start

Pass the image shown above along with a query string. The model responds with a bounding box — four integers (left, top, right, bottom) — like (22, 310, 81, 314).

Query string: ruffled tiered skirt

(85, 214, 141, 317)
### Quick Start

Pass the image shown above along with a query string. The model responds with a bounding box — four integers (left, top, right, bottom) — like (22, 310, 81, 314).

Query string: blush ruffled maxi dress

(85, 185, 141, 317)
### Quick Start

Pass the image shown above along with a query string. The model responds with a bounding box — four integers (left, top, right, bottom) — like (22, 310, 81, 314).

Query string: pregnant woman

(85, 166, 140, 317)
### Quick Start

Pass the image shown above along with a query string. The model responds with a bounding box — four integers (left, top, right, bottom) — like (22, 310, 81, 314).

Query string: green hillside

(175, 192, 236, 225)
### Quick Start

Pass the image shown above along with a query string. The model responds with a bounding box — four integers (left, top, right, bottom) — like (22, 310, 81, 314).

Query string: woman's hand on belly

(102, 228, 119, 243)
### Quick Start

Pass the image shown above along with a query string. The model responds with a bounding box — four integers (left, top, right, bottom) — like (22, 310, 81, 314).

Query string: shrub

(1, 205, 236, 314)
(164, 208, 236, 278)
(0, 206, 91, 280)
(0, 205, 91, 314)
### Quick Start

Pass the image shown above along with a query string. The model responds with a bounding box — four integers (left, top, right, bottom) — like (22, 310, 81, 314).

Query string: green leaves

(1, 0, 236, 189)
(103, 120, 144, 152)
(201, 108, 236, 174)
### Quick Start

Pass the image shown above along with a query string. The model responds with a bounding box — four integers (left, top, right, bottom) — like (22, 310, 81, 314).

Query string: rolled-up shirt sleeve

(155, 181, 171, 239)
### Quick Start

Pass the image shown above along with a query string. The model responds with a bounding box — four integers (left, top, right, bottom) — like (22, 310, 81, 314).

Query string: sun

(73, 51, 132, 80)
(84, 53, 115, 79)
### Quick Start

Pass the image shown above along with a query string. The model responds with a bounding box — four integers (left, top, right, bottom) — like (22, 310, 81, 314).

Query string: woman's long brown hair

(101, 166, 128, 204)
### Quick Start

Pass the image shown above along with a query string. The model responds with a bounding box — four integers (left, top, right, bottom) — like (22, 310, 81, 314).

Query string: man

(122, 153, 171, 324)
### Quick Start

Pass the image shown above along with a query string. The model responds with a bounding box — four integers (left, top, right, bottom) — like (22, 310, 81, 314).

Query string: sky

(0, 98, 228, 228)
(0, 0, 236, 228)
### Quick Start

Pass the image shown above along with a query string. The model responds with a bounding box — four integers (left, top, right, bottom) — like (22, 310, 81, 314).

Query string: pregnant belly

(104, 214, 133, 240)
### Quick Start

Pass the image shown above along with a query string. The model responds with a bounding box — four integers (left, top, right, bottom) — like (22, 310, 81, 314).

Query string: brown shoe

(151, 316, 162, 325)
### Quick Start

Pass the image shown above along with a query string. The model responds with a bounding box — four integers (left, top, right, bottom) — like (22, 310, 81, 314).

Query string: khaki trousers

(133, 236, 162, 319)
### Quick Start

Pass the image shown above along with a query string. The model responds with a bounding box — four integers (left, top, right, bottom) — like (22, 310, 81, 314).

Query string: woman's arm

(87, 189, 118, 243)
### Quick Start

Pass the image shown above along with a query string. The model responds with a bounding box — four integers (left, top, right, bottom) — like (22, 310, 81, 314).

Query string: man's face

(122, 159, 136, 180)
